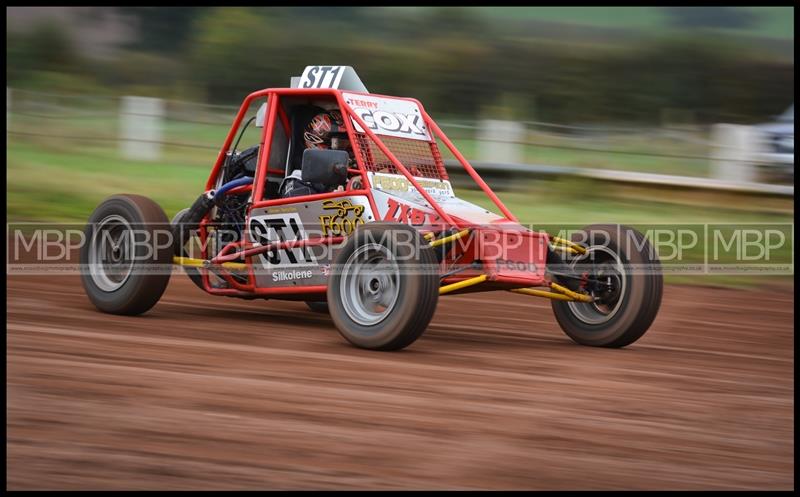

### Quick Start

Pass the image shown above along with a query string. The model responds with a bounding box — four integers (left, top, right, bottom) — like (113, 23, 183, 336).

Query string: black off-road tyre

(80, 194, 172, 315)
(327, 222, 439, 351)
(171, 207, 205, 291)
(551, 224, 663, 348)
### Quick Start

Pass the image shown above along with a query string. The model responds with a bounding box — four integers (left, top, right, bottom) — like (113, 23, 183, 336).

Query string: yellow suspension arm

(430, 228, 471, 248)
(439, 274, 488, 295)
(508, 281, 594, 303)
(509, 287, 576, 301)
(549, 282, 594, 302)
(549, 235, 587, 255)
(173, 256, 248, 271)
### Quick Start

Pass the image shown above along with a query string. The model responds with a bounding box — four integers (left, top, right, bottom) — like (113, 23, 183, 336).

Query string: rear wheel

(327, 223, 439, 350)
(551, 224, 662, 347)
(171, 207, 205, 291)
(80, 194, 172, 315)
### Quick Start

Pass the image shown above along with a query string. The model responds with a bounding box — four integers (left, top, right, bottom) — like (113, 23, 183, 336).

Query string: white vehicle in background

(755, 105, 794, 183)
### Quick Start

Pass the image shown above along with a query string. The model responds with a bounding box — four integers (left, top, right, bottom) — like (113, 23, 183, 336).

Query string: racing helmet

(304, 110, 351, 153)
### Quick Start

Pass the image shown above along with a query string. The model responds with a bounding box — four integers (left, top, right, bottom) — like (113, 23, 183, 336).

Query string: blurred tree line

(6, 7, 794, 124)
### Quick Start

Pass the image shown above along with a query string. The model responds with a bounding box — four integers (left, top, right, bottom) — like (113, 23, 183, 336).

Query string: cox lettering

(354, 108, 426, 137)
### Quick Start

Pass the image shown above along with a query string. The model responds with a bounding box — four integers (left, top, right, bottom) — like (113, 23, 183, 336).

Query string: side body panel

(246, 196, 374, 288)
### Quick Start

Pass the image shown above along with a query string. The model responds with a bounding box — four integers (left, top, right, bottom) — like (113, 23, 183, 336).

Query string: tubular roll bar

(420, 106, 518, 223)
(198, 87, 525, 296)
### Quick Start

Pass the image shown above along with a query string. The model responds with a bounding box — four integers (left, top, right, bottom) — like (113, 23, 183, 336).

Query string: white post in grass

(7, 87, 10, 134)
(477, 119, 524, 165)
(120, 96, 164, 161)
(710, 124, 762, 183)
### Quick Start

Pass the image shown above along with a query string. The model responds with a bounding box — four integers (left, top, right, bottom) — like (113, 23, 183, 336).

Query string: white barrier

(444, 160, 793, 196)
(709, 124, 765, 183)
(120, 96, 164, 161)
(477, 119, 524, 164)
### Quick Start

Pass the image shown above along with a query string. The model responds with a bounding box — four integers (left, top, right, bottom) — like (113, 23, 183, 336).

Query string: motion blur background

(6, 6, 794, 284)
(6, 8, 795, 491)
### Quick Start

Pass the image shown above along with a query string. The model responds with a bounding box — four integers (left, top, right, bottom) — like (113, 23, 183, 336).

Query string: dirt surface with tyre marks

(6, 274, 794, 490)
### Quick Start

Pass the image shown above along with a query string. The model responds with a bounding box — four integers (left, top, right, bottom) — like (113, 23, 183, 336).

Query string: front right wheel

(551, 224, 663, 348)
(327, 223, 440, 351)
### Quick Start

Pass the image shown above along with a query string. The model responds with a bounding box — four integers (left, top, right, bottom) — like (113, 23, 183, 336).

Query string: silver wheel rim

(340, 243, 400, 326)
(88, 214, 135, 292)
(566, 245, 627, 325)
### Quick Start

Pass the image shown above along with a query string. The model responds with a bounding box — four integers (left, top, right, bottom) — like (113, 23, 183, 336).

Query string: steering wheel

(346, 175, 363, 191)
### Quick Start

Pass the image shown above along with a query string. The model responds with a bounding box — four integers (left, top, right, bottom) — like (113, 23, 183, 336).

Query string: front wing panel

(475, 227, 548, 286)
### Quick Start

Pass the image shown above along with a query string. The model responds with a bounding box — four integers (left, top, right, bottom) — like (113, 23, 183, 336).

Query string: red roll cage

(196, 87, 529, 298)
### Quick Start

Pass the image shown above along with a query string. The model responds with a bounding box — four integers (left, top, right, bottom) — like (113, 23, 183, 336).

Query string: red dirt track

(6, 275, 794, 490)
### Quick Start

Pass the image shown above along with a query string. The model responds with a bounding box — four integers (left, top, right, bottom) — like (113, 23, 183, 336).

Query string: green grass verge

(12, 111, 715, 179)
(7, 137, 792, 289)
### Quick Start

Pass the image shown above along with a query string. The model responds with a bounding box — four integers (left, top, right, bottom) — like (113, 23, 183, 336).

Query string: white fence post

(7, 87, 11, 134)
(477, 119, 525, 164)
(120, 96, 164, 161)
(710, 124, 764, 183)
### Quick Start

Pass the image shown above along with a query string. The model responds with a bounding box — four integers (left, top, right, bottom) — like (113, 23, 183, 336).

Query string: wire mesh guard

(353, 133, 449, 180)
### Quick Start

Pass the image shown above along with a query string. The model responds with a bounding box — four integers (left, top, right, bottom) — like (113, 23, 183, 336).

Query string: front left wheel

(80, 194, 173, 315)
(327, 223, 440, 351)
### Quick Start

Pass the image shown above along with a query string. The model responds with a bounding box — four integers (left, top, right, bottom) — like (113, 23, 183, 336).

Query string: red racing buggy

(80, 66, 662, 350)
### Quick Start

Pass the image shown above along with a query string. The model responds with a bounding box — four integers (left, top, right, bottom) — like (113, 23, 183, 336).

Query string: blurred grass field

(473, 6, 794, 39)
(5, 132, 778, 224)
(8, 137, 793, 289)
(444, 136, 710, 177)
(9, 108, 714, 174)
(7, 104, 715, 225)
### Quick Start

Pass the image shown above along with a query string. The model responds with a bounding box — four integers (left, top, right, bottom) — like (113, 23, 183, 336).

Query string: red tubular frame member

(213, 236, 346, 264)
(200, 89, 271, 293)
(205, 89, 271, 191)
(252, 94, 279, 203)
(417, 102, 518, 223)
